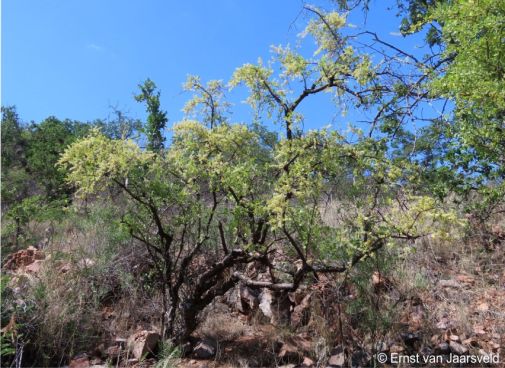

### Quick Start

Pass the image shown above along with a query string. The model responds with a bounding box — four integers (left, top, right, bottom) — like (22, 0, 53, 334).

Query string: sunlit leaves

(58, 129, 154, 196)
(183, 75, 229, 128)
(431, 0, 505, 116)
(229, 60, 282, 115)
(302, 9, 347, 56)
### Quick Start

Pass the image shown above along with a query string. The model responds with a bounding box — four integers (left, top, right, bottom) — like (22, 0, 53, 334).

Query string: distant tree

(1, 109, 89, 249)
(26, 117, 90, 199)
(1, 106, 31, 209)
(93, 107, 143, 140)
(135, 79, 168, 152)
(1, 106, 26, 168)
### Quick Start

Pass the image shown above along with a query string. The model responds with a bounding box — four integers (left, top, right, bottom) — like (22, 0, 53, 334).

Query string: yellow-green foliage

(302, 10, 346, 55)
(58, 129, 154, 196)
(60, 118, 464, 268)
(58, 2, 468, 302)
(431, 0, 505, 116)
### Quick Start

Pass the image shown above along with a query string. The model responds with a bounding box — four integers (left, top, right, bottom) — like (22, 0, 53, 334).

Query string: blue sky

(2, 1, 426, 133)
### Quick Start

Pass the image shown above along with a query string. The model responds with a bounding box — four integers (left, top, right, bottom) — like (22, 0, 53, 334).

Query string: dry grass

(198, 309, 249, 343)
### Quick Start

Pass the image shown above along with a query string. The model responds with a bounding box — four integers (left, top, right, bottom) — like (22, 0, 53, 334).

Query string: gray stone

(449, 341, 468, 355)
(328, 353, 345, 367)
(259, 289, 291, 325)
(127, 330, 160, 359)
(193, 338, 217, 359)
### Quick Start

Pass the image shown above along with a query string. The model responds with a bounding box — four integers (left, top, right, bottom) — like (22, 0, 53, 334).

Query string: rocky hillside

(2, 216, 503, 367)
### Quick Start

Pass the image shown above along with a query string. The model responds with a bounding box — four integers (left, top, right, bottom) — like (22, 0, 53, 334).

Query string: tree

(59, 8, 458, 346)
(399, 0, 505, 216)
(1, 109, 90, 249)
(26, 117, 90, 199)
(60, 125, 453, 344)
(1, 106, 30, 209)
(135, 79, 168, 152)
(332, 0, 504, 213)
(431, 0, 505, 170)
(93, 107, 143, 140)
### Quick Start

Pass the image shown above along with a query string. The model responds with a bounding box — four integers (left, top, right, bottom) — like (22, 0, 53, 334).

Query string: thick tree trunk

(173, 277, 239, 349)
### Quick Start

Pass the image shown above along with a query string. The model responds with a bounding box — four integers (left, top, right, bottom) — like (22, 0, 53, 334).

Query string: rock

(449, 341, 468, 355)
(473, 325, 486, 335)
(224, 284, 258, 315)
(328, 353, 345, 367)
(69, 355, 90, 368)
(449, 334, 460, 342)
(291, 293, 311, 328)
(302, 356, 315, 366)
(328, 346, 345, 367)
(259, 289, 274, 318)
(127, 330, 160, 359)
(3, 246, 45, 271)
(438, 279, 461, 288)
(456, 274, 475, 285)
(278, 341, 302, 362)
(223, 286, 239, 310)
(193, 337, 217, 359)
(259, 289, 291, 325)
(436, 320, 448, 329)
(238, 285, 259, 314)
(211, 301, 230, 314)
(277, 335, 312, 363)
(477, 302, 489, 312)
(89, 357, 103, 365)
(25, 260, 44, 274)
